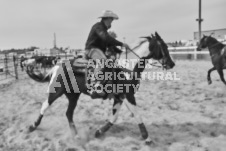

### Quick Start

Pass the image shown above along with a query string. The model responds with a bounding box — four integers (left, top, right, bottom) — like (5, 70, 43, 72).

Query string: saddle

(64, 57, 89, 74)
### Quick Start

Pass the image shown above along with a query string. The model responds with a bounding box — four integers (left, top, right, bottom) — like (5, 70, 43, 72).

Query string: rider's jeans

(86, 48, 107, 83)
(86, 48, 106, 60)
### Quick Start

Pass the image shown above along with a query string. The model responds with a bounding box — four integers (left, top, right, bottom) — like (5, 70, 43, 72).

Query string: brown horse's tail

(26, 66, 56, 83)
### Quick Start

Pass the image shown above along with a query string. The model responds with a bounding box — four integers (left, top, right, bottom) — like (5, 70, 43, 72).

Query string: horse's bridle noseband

(157, 41, 168, 69)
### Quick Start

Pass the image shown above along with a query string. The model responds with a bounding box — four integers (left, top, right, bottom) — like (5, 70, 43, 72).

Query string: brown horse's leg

(28, 87, 64, 132)
(65, 93, 80, 137)
(217, 68, 226, 85)
(95, 95, 123, 138)
(124, 94, 153, 145)
(207, 67, 216, 84)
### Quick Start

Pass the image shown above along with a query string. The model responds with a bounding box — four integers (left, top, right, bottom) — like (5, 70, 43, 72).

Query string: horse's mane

(119, 32, 169, 71)
(206, 36, 226, 49)
(208, 36, 220, 43)
(131, 39, 148, 51)
(121, 40, 149, 60)
(121, 32, 168, 61)
(147, 32, 169, 60)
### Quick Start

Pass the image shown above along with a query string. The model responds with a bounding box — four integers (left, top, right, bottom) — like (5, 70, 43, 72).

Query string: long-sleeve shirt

(85, 21, 123, 53)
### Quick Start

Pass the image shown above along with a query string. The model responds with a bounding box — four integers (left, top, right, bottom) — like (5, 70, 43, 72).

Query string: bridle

(157, 41, 167, 69)
(125, 40, 167, 69)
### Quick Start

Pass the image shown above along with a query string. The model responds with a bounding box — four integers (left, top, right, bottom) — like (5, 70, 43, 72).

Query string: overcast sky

(0, 0, 225, 50)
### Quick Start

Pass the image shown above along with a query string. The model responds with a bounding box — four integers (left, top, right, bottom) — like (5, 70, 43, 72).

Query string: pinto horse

(197, 35, 226, 85)
(21, 56, 60, 72)
(26, 32, 175, 144)
(20, 57, 36, 71)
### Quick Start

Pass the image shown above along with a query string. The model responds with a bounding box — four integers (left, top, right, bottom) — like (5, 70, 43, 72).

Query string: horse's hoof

(145, 140, 154, 146)
(145, 137, 155, 146)
(208, 81, 212, 85)
(28, 125, 36, 132)
(95, 130, 103, 138)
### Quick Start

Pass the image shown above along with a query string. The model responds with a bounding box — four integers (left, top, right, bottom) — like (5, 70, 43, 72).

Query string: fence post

(4, 53, 8, 78)
(13, 55, 18, 79)
(194, 47, 197, 60)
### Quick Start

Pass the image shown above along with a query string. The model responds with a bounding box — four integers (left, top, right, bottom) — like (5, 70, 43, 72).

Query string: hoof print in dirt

(65, 148, 79, 151)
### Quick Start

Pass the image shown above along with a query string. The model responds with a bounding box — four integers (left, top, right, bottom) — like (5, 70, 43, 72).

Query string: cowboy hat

(98, 10, 119, 20)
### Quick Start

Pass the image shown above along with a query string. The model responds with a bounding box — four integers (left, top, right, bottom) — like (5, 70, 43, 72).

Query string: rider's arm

(95, 25, 123, 47)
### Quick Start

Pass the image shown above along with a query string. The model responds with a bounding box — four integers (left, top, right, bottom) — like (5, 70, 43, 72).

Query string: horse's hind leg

(65, 93, 80, 138)
(207, 67, 216, 84)
(217, 68, 226, 85)
(95, 94, 123, 138)
(28, 87, 64, 132)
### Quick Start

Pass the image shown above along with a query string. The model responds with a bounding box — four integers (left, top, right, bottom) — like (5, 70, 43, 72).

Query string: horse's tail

(26, 65, 57, 83)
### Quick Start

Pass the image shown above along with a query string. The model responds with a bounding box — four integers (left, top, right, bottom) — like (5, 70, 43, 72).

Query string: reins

(124, 42, 163, 68)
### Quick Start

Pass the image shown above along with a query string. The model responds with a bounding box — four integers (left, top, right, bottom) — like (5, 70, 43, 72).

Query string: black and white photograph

(0, 0, 226, 151)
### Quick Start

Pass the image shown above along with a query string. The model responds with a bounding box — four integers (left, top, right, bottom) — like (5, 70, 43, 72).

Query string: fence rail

(169, 46, 209, 60)
(0, 53, 77, 84)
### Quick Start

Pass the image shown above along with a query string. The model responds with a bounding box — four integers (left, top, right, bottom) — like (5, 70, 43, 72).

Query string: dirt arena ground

(1, 60, 226, 151)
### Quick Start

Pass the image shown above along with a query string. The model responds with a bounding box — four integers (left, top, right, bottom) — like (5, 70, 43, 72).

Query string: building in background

(194, 28, 226, 41)
(34, 48, 50, 56)
(64, 48, 82, 55)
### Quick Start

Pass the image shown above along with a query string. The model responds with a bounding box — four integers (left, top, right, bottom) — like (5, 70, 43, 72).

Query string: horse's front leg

(65, 93, 80, 138)
(95, 95, 123, 138)
(125, 94, 153, 145)
(207, 67, 216, 84)
(217, 68, 226, 85)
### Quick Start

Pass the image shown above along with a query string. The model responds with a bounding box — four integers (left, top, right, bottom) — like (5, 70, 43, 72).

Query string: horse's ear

(210, 33, 214, 37)
(155, 32, 160, 38)
(155, 32, 164, 43)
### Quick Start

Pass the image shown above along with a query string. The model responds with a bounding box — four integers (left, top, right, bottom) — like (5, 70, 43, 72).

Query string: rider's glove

(122, 43, 131, 50)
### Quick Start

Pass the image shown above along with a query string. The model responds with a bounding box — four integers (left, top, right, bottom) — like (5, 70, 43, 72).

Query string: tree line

(0, 46, 39, 54)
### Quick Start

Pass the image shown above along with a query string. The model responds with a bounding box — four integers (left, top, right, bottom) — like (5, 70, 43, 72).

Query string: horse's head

(141, 32, 175, 70)
(197, 35, 209, 51)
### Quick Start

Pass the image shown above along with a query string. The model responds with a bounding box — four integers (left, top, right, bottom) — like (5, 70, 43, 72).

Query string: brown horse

(26, 32, 175, 144)
(197, 35, 226, 85)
